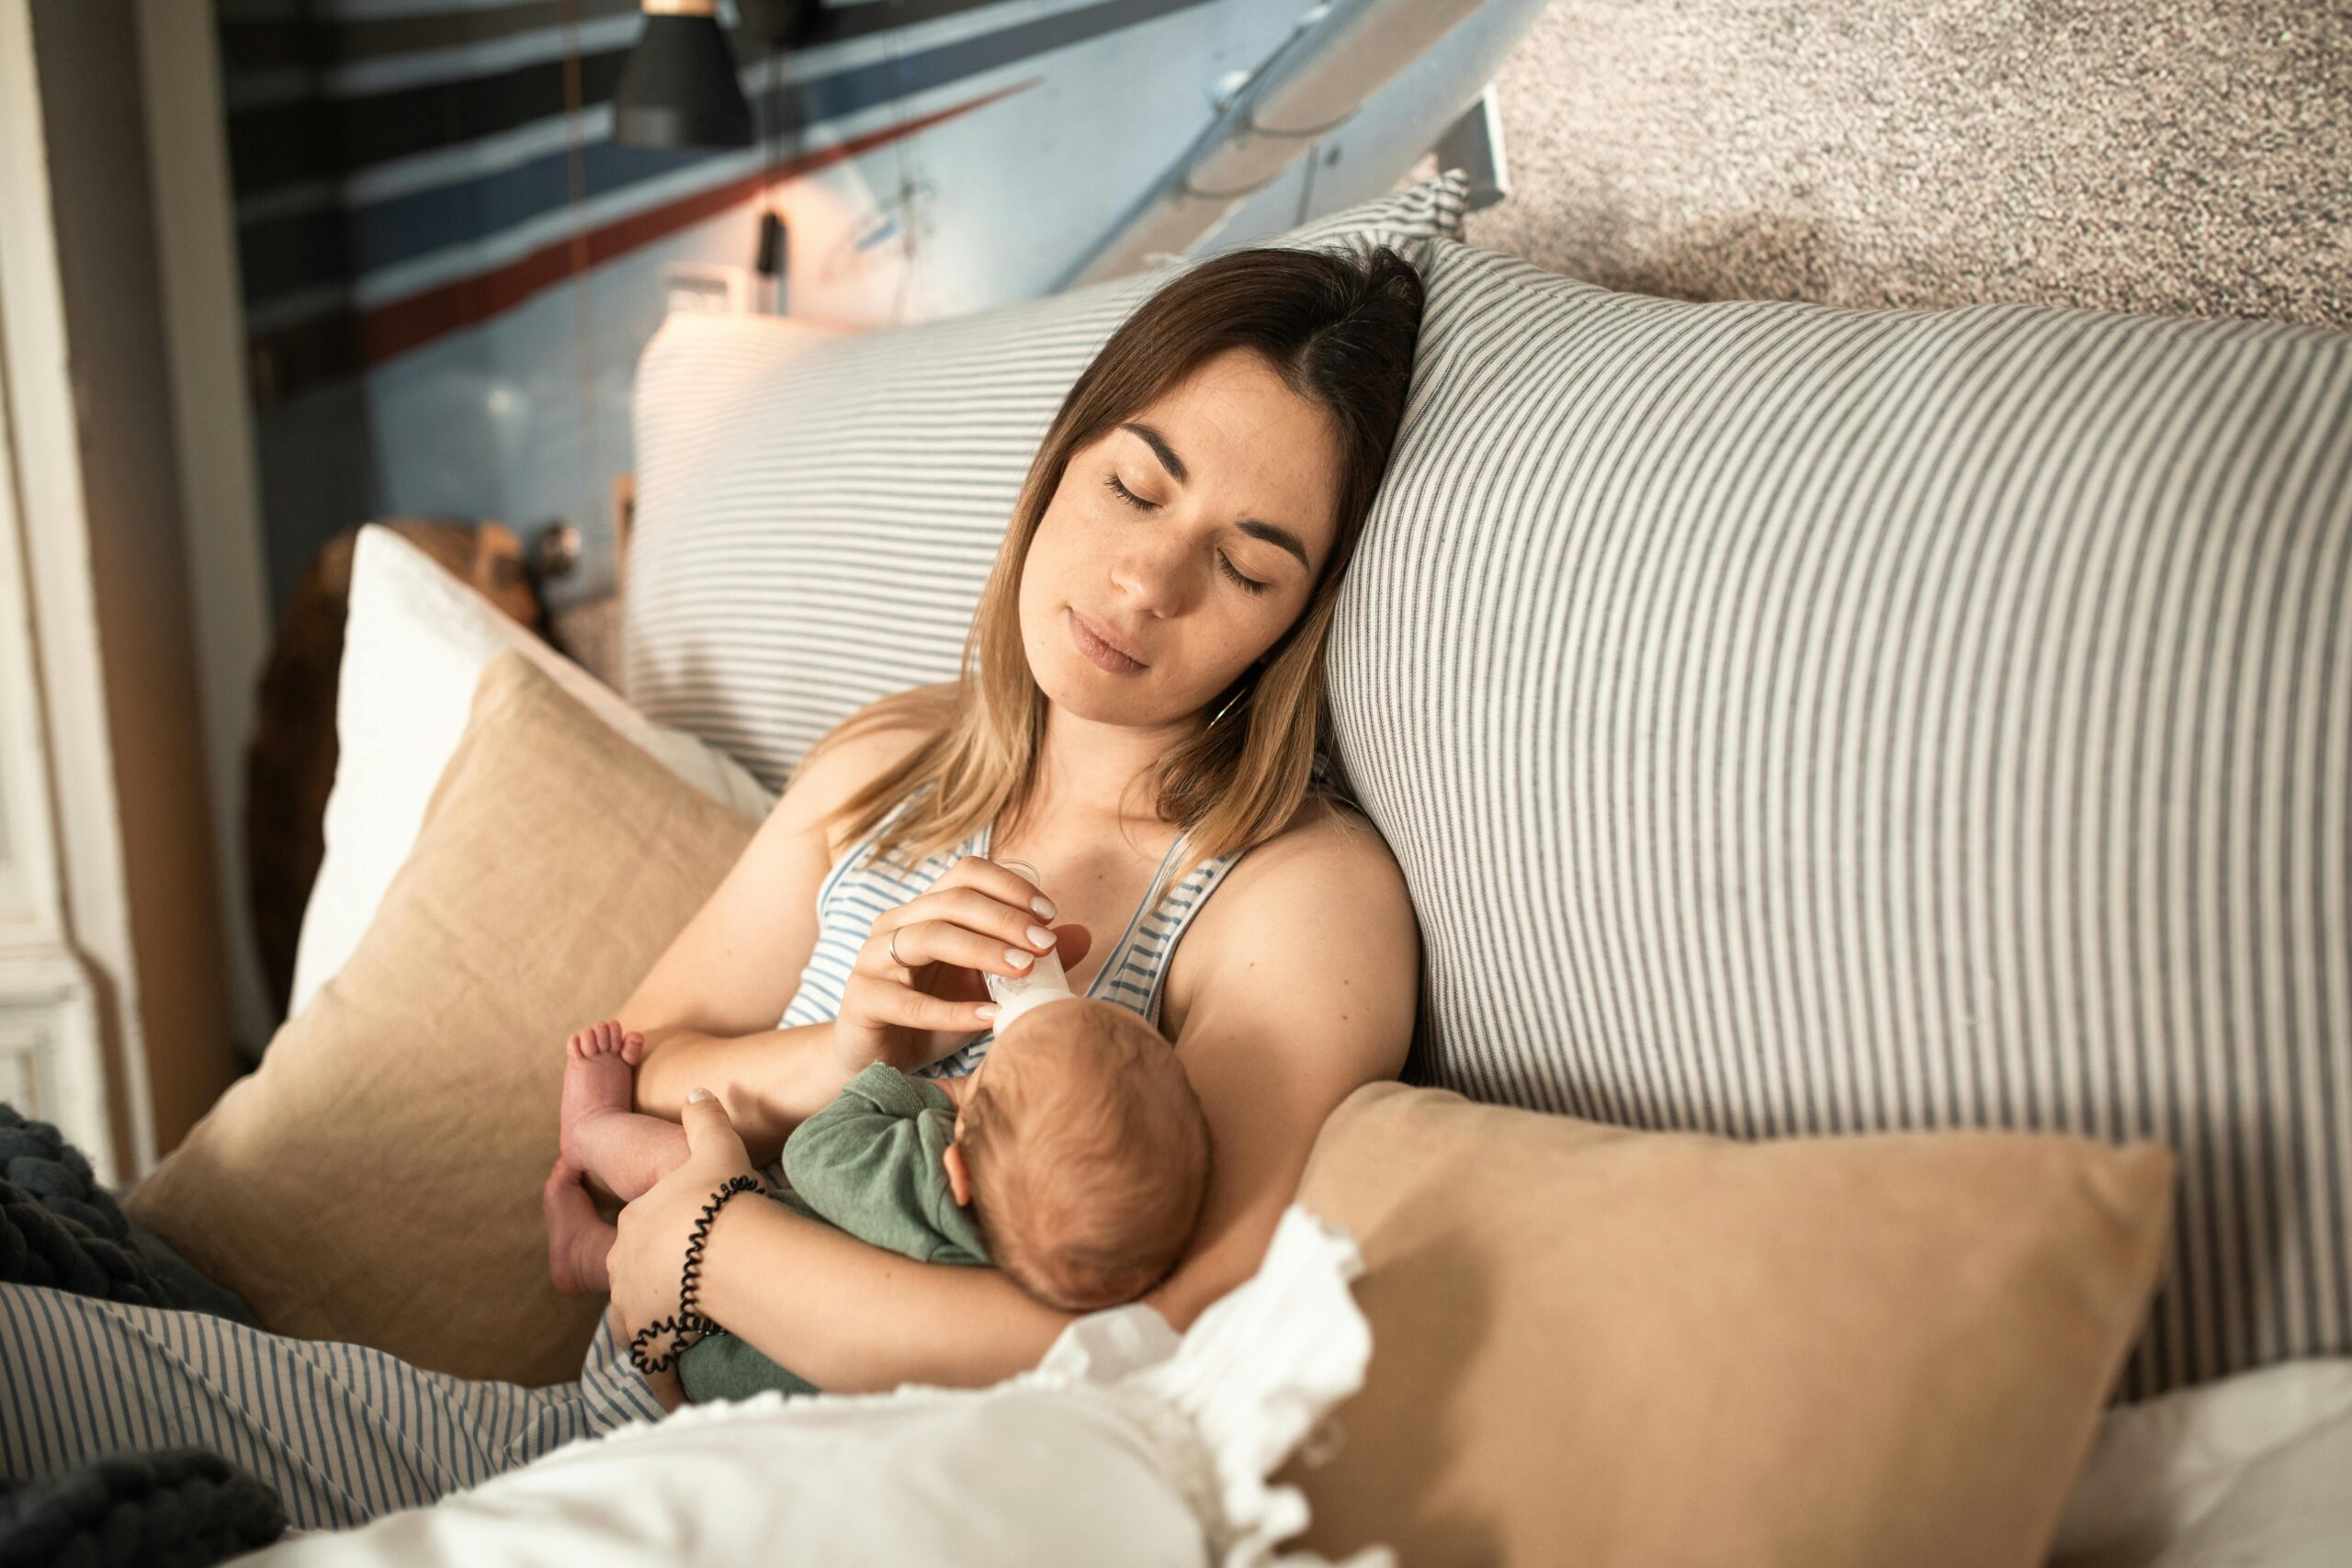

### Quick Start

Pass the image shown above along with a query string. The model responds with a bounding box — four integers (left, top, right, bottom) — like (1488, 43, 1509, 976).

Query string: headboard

(562, 6, 2344, 671)
(1455, 0, 2348, 331)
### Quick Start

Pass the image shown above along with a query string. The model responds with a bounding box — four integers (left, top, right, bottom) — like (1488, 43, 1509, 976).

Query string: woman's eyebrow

(1235, 519, 1311, 570)
(1120, 421, 1312, 570)
(1121, 421, 1189, 484)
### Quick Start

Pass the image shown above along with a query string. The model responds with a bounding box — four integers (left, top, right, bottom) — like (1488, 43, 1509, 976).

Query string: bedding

(1278, 1081, 2175, 1568)
(232, 1207, 1387, 1568)
(125, 651, 757, 1383)
(288, 525, 773, 1021)
(103, 159, 2348, 1559)
(2049, 1357, 2352, 1568)
(615, 175, 2349, 1404)
(1318, 239, 2352, 1400)
(620, 170, 1468, 791)
(0, 1103, 251, 1323)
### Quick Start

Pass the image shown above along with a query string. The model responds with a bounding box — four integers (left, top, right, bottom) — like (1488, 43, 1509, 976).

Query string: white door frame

(0, 0, 144, 1179)
(136, 0, 275, 1060)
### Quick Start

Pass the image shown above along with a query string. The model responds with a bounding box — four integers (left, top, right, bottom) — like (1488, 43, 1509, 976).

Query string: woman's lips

(1069, 608, 1147, 673)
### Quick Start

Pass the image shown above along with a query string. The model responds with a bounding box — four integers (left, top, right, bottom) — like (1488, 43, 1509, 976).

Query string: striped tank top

(778, 781, 1257, 1078)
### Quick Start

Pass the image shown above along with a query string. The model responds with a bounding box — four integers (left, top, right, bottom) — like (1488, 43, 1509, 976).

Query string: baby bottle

(986, 858, 1077, 1032)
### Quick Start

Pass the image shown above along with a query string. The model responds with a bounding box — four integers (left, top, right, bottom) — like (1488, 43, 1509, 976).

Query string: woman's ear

(944, 1141, 974, 1207)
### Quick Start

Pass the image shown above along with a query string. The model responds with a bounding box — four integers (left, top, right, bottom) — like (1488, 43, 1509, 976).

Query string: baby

(543, 993, 1212, 1399)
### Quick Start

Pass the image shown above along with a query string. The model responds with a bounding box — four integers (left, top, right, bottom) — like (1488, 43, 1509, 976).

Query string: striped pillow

(1325, 236, 2352, 1399)
(622, 172, 1467, 787)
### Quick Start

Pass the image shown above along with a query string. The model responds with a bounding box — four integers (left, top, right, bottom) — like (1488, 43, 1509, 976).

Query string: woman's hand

(606, 1090, 762, 1363)
(833, 854, 1089, 1075)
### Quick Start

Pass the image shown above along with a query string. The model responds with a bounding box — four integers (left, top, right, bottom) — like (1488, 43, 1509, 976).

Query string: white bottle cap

(983, 856, 1074, 1034)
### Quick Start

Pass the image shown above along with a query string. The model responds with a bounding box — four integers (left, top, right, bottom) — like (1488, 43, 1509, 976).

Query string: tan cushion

(1282, 1083, 2176, 1568)
(127, 650, 754, 1385)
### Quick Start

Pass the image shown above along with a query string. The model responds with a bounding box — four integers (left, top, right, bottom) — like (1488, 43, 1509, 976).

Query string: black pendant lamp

(614, 0, 754, 149)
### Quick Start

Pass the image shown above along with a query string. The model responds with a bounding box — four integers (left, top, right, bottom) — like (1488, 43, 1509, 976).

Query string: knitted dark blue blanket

(0, 1106, 286, 1566)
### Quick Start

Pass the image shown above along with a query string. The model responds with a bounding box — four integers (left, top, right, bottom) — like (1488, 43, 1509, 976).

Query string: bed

(64, 6, 2352, 1554)
(77, 157, 2343, 1563)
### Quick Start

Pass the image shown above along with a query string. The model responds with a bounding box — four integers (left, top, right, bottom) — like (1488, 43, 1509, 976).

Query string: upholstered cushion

(1282, 1083, 2177, 1567)
(622, 172, 1467, 791)
(1321, 237, 2352, 1396)
(290, 525, 773, 1020)
(126, 653, 756, 1384)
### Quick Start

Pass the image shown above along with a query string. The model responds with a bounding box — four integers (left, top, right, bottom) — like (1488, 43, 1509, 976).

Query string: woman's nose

(1109, 535, 1198, 615)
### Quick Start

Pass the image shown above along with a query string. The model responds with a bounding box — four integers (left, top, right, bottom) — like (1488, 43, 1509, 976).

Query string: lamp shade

(613, 12, 753, 149)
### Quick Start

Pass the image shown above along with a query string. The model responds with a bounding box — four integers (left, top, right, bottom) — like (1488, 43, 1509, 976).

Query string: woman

(0, 241, 1426, 1528)
(604, 240, 1428, 1400)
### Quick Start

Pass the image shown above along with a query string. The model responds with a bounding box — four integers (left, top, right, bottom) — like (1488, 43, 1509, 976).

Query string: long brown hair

(809, 242, 1426, 901)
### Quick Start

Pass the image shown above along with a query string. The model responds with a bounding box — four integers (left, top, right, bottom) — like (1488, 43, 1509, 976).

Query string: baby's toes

(621, 1032, 645, 1066)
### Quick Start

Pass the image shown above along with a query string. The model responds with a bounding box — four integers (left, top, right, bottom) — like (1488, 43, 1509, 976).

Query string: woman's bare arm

(613, 717, 932, 1155)
(697, 1201, 1073, 1392)
(617, 814, 1418, 1390)
(607, 1089, 1074, 1393)
(1142, 816, 1418, 1332)
(625, 1022, 846, 1167)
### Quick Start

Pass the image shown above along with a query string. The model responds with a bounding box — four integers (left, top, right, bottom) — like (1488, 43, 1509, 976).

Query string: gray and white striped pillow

(622, 173, 1467, 787)
(1325, 237, 2352, 1400)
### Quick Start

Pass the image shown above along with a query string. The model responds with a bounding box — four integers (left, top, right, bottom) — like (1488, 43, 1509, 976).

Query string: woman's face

(1020, 346, 1344, 728)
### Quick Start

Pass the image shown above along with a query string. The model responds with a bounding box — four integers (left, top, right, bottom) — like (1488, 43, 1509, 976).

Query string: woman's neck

(1025, 703, 1201, 835)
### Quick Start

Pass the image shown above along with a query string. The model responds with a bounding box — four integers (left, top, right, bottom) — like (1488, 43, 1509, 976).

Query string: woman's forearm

(700, 1198, 1073, 1393)
(624, 1021, 851, 1165)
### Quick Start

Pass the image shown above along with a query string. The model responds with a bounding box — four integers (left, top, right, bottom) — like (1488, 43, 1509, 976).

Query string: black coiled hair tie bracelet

(627, 1172, 764, 1377)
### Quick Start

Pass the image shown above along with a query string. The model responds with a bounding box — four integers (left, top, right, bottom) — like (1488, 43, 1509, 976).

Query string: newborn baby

(544, 993, 1212, 1400)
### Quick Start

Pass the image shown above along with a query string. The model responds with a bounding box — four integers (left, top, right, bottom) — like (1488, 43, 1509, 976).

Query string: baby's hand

(567, 1019, 644, 1066)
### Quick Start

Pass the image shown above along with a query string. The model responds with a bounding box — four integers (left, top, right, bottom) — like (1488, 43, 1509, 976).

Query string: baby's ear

(944, 1142, 974, 1207)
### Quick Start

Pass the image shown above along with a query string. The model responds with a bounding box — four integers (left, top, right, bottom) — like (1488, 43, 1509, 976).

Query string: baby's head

(942, 998, 1210, 1313)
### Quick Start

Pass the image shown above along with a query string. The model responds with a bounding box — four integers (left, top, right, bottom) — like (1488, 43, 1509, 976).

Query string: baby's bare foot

(560, 1020, 641, 1170)
(543, 1158, 616, 1295)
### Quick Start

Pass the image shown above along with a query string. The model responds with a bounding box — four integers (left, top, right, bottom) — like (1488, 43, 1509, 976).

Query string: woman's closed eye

(1102, 472, 1271, 596)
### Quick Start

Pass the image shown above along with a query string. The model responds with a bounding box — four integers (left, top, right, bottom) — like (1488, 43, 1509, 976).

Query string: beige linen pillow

(1283, 1083, 2175, 1568)
(127, 650, 755, 1385)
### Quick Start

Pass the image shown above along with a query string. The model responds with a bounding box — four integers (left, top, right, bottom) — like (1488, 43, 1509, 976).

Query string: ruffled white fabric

(2049, 1358, 2352, 1568)
(239, 1205, 1387, 1567)
(1034, 1204, 1386, 1568)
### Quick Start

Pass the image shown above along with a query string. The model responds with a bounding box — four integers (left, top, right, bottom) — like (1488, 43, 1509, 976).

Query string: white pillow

(287, 525, 775, 1019)
(242, 1206, 1390, 1568)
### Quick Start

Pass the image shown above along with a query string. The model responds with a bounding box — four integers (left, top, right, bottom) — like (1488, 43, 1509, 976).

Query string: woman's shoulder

(1193, 794, 1409, 953)
(1238, 792, 1401, 897)
(1159, 793, 1415, 1043)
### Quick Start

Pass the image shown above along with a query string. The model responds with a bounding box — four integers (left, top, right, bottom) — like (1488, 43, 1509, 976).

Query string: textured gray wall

(1454, 0, 2349, 330)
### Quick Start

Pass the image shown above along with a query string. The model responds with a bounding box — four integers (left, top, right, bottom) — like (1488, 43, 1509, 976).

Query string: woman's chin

(1039, 684, 1133, 723)
(1034, 667, 1182, 727)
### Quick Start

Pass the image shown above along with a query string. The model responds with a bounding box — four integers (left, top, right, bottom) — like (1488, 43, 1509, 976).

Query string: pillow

(288, 525, 774, 1020)
(1321, 236, 2352, 1397)
(622, 170, 1469, 790)
(1280, 1083, 2177, 1568)
(127, 651, 758, 1384)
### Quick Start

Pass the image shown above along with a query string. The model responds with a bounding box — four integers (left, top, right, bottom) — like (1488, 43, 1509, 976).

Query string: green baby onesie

(674, 1061, 989, 1403)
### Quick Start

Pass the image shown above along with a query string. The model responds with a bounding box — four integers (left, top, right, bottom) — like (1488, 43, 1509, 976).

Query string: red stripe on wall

(247, 79, 1036, 401)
